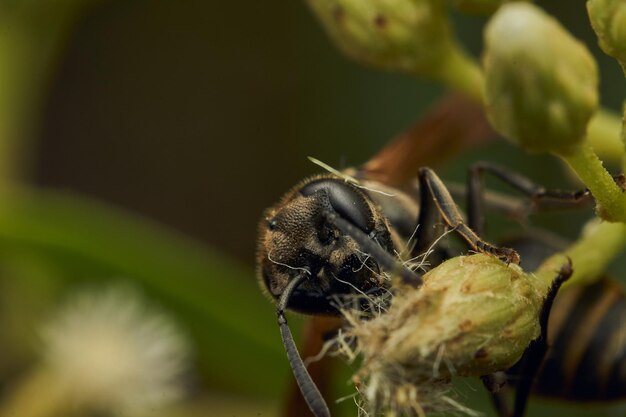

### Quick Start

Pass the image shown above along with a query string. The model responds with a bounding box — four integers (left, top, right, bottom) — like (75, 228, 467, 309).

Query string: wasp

(257, 169, 521, 417)
(256, 95, 624, 417)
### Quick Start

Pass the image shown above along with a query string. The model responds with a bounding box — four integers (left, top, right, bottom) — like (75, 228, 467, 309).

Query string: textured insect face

(257, 176, 395, 314)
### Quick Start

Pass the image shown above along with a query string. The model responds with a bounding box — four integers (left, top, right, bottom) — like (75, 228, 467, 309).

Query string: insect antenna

(277, 273, 331, 417)
(323, 211, 424, 287)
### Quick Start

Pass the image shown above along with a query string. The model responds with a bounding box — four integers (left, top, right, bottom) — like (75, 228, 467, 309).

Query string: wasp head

(257, 176, 395, 314)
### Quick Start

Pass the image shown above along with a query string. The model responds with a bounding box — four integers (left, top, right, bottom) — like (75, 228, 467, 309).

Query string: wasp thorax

(257, 177, 394, 315)
(347, 254, 544, 415)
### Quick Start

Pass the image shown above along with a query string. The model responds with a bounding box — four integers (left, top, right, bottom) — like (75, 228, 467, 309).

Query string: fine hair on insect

(257, 147, 596, 417)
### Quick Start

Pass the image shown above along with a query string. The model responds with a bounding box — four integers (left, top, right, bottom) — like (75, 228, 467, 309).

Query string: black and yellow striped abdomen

(534, 276, 626, 401)
(504, 234, 626, 402)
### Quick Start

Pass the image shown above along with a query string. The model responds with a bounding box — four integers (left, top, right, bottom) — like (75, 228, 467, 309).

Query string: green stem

(558, 142, 626, 222)
(536, 221, 626, 287)
(432, 45, 485, 104)
(0, 22, 41, 186)
(587, 109, 626, 163)
(0, 3, 101, 188)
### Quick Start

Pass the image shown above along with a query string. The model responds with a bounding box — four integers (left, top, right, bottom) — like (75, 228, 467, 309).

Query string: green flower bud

(350, 254, 547, 415)
(306, 0, 454, 74)
(483, 3, 599, 154)
(587, 0, 626, 74)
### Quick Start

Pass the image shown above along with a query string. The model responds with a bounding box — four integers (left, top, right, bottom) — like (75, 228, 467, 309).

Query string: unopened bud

(483, 3, 599, 154)
(587, 0, 626, 74)
(350, 254, 545, 415)
(306, 0, 454, 75)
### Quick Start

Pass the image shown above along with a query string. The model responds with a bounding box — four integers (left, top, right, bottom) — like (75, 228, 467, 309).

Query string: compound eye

(300, 179, 374, 233)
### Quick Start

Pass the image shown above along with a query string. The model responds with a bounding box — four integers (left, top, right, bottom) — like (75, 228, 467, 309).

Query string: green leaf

(0, 187, 292, 397)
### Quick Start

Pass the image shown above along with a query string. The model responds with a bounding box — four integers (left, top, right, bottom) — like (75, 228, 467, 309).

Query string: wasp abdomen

(535, 276, 626, 401)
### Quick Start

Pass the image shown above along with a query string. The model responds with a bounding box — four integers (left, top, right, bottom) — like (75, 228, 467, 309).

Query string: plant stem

(558, 143, 626, 222)
(432, 46, 485, 104)
(0, 2, 101, 190)
(587, 108, 625, 164)
(0, 21, 42, 187)
(536, 221, 626, 287)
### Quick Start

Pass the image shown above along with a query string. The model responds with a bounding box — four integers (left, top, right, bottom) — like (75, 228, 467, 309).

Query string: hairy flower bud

(349, 254, 547, 415)
(306, 0, 454, 74)
(587, 0, 626, 74)
(357, 254, 542, 377)
(483, 3, 599, 154)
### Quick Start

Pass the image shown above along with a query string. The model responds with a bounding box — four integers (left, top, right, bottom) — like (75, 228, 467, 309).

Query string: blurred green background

(0, 0, 624, 416)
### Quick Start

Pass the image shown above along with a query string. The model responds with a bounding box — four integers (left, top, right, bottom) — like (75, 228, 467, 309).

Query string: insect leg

(509, 259, 573, 417)
(324, 211, 424, 287)
(418, 167, 519, 264)
(413, 168, 449, 260)
(480, 372, 510, 417)
(284, 316, 342, 417)
(277, 273, 331, 417)
(466, 162, 487, 236)
(467, 162, 626, 223)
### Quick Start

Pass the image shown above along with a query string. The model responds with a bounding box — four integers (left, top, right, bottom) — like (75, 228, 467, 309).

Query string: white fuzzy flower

(40, 284, 190, 414)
